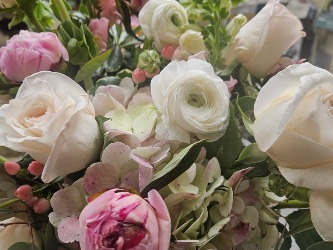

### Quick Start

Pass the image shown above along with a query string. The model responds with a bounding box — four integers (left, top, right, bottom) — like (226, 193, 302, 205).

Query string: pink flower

(131, 0, 148, 13)
(0, 31, 68, 83)
(79, 189, 171, 250)
(89, 18, 109, 52)
(98, 0, 122, 26)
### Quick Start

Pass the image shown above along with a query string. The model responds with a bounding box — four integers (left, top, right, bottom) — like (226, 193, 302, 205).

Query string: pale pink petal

(58, 216, 80, 243)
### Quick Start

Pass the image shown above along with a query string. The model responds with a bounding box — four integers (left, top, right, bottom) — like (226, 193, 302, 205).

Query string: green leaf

(74, 48, 112, 82)
(104, 45, 123, 73)
(50, 0, 71, 21)
(8, 242, 40, 250)
(44, 222, 59, 250)
(205, 104, 243, 173)
(235, 96, 255, 135)
(96, 115, 110, 153)
(141, 140, 206, 197)
(285, 209, 314, 237)
(306, 241, 333, 250)
(234, 143, 267, 164)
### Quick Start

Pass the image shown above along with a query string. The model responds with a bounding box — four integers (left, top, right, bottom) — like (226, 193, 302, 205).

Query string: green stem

(0, 155, 9, 164)
(0, 198, 20, 209)
(274, 200, 309, 209)
(26, 11, 45, 32)
(53, 0, 71, 22)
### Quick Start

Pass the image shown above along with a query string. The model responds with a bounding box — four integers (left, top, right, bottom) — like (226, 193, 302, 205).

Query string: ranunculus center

(187, 93, 206, 108)
(101, 223, 146, 249)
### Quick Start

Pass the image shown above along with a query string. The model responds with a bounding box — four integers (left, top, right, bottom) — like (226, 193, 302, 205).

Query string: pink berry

(26, 196, 39, 208)
(15, 185, 33, 201)
(33, 198, 51, 214)
(4, 161, 20, 175)
(132, 68, 147, 84)
(145, 68, 160, 78)
(28, 161, 44, 176)
(161, 45, 175, 60)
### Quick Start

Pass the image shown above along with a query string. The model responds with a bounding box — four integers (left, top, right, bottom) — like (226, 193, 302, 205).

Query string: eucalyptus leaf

(306, 241, 333, 250)
(141, 140, 206, 197)
(44, 222, 59, 250)
(8, 242, 40, 250)
(234, 143, 267, 164)
(74, 48, 112, 82)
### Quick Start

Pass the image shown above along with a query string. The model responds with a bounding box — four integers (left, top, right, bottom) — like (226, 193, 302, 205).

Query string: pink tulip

(89, 18, 109, 52)
(98, 0, 122, 26)
(79, 188, 171, 250)
(0, 30, 68, 83)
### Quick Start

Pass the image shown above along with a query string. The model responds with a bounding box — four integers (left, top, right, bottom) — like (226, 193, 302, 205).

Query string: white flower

(179, 30, 206, 55)
(0, 217, 42, 249)
(151, 59, 230, 143)
(253, 63, 333, 191)
(139, 0, 188, 51)
(224, 0, 305, 78)
(0, 71, 101, 183)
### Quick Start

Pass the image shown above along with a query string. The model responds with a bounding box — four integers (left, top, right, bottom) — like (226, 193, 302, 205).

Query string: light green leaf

(234, 143, 267, 164)
(235, 96, 255, 135)
(74, 49, 112, 82)
(141, 140, 206, 197)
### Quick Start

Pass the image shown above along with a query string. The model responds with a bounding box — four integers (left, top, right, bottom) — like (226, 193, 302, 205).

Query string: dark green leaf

(44, 222, 59, 250)
(8, 242, 40, 250)
(235, 96, 255, 135)
(116, 69, 132, 79)
(306, 241, 333, 250)
(96, 76, 121, 86)
(294, 228, 323, 249)
(205, 104, 243, 173)
(234, 143, 267, 164)
(104, 45, 123, 72)
(96, 115, 110, 153)
(141, 140, 206, 197)
(82, 24, 99, 58)
(8, 11, 25, 29)
(286, 209, 314, 237)
(74, 48, 112, 82)
(115, 0, 143, 42)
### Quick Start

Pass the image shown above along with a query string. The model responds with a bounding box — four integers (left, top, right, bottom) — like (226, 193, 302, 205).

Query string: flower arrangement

(0, 0, 331, 249)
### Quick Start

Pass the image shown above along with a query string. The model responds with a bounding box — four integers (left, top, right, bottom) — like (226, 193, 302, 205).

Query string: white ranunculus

(0, 217, 42, 249)
(224, 0, 305, 78)
(151, 59, 230, 143)
(253, 63, 333, 191)
(138, 0, 188, 51)
(179, 30, 206, 55)
(0, 71, 101, 183)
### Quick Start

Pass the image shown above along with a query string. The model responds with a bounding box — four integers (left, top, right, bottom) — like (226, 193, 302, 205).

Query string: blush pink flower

(79, 189, 171, 250)
(0, 30, 68, 83)
(89, 18, 109, 52)
(98, 0, 122, 26)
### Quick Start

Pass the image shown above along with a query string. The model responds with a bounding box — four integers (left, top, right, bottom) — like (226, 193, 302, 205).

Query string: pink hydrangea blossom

(88, 18, 109, 52)
(98, 0, 122, 26)
(0, 30, 68, 83)
(79, 188, 171, 250)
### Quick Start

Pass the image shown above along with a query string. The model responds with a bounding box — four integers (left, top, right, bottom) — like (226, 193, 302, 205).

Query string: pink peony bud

(161, 45, 175, 60)
(4, 161, 20, 175)
(89, 18, 109, 52)
(33, 198, 51, 214)
(98, 0, 122, 26)
(0, 30, 69, 83)
(132, 68, 147, 84)
(79, 189, 171, 250)
(15, 185, 33, 201)
(28, 161, 44, 176)
(145, 68, 160, 78)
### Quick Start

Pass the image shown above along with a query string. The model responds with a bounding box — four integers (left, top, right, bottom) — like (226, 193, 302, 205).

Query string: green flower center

(187, 93, 205, 108)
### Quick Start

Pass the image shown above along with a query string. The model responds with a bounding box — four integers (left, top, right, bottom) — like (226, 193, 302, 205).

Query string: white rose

(0, 71, 101, 183)
(253, 62, 333, 191)
(139, 0, 188, 51)
(0, 217, 42, 249)
(224, 0, 305, 78)
(151, 59, 230, 143)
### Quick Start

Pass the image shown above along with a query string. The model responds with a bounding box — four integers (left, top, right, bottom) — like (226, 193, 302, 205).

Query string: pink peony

(98, 0, 122, 26)
(89, 18, 109, 52)
(0, 31, 68, 83)
(79, 189, 171, 250)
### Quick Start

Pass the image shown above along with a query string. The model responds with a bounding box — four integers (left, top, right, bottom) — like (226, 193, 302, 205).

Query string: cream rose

(224, 0, 305, 78)
(0, 217, 42, 249)
(151, 59, 230, 143)
(253, 62, 333, 190)
(138, 0, 188, 51)
(0, 71, 101, 183)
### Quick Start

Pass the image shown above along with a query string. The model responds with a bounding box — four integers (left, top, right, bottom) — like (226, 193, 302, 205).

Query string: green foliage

(44, 223, 59, 250)
(8, 242, 40, 250)
(234, 143, 267, 164)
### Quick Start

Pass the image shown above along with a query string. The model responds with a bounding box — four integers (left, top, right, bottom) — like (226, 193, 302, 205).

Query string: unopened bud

(28, 161, 44, 176)
(33, 198, 51, 214)
(138, 50, 161, 74)
(4, 161, 20, 175)
(15, 185, 33, 201)
(132, 68, 147, 84)
(161, 45, 175, 60)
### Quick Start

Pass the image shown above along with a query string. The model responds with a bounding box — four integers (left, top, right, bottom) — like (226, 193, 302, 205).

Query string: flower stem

(274, 200, 309, 209)
(0, 198, 20, 209)
(52, 0, 71, 22)
(0, 155, 9, 164)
